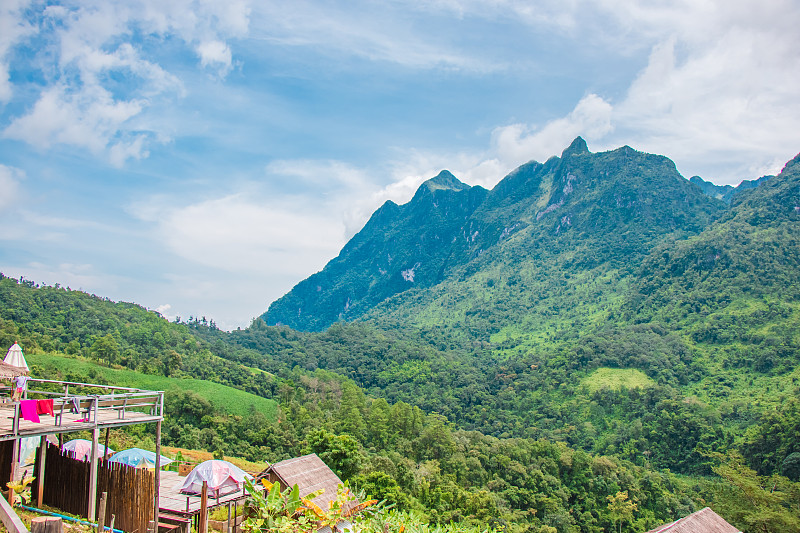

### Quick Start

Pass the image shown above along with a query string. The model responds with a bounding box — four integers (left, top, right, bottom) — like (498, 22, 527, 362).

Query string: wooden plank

(0, 484, 29, 533)
(198, 482, 208, 533)
(97, 491, 107, 533)
(8, 437, 19, 504)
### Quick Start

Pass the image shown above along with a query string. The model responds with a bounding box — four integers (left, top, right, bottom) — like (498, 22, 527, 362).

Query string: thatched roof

(263, 453, 348, 510)
(646, 507, 741, 533)
(0, 360, 28, 380)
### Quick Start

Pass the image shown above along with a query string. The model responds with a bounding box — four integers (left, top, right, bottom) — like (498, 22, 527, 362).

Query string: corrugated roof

(265, 453, 346, 509)
(646, 507, 741, 533)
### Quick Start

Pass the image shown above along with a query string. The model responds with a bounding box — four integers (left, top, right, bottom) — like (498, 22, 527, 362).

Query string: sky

(0, 0, 799, 330)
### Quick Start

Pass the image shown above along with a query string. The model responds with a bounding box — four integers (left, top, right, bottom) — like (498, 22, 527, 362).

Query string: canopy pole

(154, 420, 162, 525)
(88, 426, 100, 520)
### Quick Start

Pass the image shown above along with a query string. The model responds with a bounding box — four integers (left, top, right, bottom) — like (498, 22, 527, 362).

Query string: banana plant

(243, 477, 377, 533)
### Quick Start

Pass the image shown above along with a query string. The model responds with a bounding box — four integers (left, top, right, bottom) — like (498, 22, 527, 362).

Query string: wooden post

(104, 427, 110, 458)
(8, 438, 19, 504)
(31, 516, 63, 533)
(97, 491, 108, 533)
(154, 420, 162, 525)
(108, 515, 115, 533)
(88, 424, 100, 520)
(37, 436, 47, 507)
(199, 481, 208, 533)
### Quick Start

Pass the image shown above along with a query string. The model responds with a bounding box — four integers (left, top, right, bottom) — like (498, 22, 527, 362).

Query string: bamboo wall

(31, 443, 154, 533)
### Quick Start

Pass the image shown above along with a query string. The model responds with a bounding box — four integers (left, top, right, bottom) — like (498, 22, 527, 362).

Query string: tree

(708, 451, 800, 533)
(306, 429, 364, 480)
(781, 453, 800, 481)
(91, 333, 120, 365)
(607, 491, 637, 533)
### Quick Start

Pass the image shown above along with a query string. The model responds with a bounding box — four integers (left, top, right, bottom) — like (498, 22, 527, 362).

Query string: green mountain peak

(561, 136, 589, 158)
(422, 170, 469, 192)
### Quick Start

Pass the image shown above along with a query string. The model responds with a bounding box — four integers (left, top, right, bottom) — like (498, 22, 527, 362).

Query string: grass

(581, 367, 656, 393)
(27, 353, 278, 421)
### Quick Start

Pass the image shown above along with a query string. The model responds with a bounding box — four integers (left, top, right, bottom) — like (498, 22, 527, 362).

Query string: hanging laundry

(19, 400, 40, 423)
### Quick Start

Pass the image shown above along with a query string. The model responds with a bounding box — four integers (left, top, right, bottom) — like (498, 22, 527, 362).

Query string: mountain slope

(263, 171, 489, 331)
(629, 153, 800, 372)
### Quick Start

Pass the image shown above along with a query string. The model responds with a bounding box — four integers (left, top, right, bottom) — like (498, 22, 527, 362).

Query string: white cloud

(607, 21, 800, 182)
(197, 40, 233, 76)
(250, 1, 497, 71)
(3, 84, 146, 158)
(0, 165, 24, 210)
(132, 193, 345, 277)
(0, 0, 35, 103)
(437, 1, 800, 185)
(491, 94, 613, 166)
(1, 0, 250, 164)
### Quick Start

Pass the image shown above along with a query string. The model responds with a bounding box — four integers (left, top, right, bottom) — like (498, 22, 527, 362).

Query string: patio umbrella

(180, 460, 252, 497)
(4, 342, 29, 372)
(109, 447, 174, 468)
(0, 360, 27, 380)
(62, 439, 115, 461)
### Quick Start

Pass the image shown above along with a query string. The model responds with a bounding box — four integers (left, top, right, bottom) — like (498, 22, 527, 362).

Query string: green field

(27, 353, 278, 420)
(581, 367, 656, 393)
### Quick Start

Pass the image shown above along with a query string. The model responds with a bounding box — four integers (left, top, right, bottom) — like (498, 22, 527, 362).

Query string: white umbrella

(180, 460, 252, 497)
(4, 342, 29, 371)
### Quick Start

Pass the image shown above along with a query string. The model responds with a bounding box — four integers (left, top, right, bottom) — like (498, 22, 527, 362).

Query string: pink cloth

(20, 400, 40, 423)
(36, 399, 54, 416)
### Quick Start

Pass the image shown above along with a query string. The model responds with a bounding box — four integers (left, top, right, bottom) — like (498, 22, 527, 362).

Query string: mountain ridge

(264, 138, 727, 331)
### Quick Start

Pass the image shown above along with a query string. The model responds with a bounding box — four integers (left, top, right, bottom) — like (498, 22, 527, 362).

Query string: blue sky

(1, 0, 799, 330)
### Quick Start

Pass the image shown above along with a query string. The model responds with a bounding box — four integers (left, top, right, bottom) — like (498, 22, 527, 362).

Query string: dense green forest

(1, 142, 799, 532)
(2, 271, 799, 532)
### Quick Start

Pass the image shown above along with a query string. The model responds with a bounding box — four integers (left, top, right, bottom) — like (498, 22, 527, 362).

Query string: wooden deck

(158, 471, 252, 516)
(0, 379, 164, 441)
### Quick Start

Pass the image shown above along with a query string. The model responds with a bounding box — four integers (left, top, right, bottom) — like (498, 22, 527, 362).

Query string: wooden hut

(646, 507, 741, 533)
(261, 453, 348, 510)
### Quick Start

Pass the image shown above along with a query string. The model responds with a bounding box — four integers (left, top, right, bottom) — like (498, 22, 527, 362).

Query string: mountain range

(264, 137, 797, 340)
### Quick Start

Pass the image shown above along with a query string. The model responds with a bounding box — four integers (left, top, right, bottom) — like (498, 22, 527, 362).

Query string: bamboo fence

(31, 443, 154, 533)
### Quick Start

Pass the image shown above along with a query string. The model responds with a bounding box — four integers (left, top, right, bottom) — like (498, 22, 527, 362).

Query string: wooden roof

(264, 454, 346, 509)
(647, 508, 741, 533)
